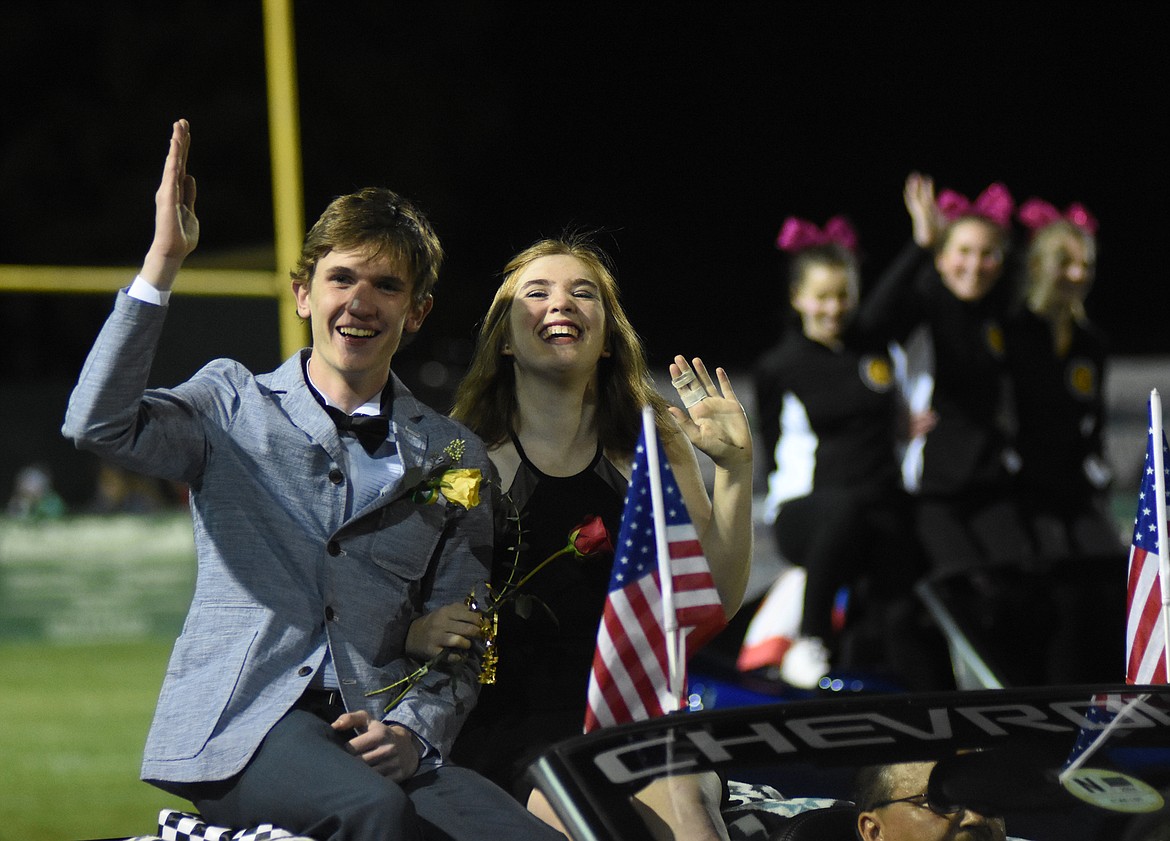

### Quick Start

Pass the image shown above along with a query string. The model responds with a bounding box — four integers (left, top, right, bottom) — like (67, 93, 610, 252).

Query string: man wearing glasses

(855, 761, 1008, 841)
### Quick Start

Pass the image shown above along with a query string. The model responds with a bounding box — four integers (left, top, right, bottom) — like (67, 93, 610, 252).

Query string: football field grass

(0, 639, 183, 841)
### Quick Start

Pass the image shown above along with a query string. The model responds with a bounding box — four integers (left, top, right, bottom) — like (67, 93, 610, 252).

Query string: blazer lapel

(265, 350, 347, 461)
(379, 373, 448, 504)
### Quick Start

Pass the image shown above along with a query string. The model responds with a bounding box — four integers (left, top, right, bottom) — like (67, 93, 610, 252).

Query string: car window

(529, 686, 1170, 841)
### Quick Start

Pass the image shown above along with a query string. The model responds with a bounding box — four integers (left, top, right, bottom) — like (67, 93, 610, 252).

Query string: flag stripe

(669, 539, 704, 558)
(1127, 547, 1158, 657)
(595, 612, 645, 722)
(585, 649, 627, 729)
(600, 578, 666, 717)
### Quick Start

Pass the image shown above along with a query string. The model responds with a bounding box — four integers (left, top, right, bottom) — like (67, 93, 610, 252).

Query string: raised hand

(141, 119, 199, 289)
(904, 171, 940, 249)
(667, 356, 751, 471)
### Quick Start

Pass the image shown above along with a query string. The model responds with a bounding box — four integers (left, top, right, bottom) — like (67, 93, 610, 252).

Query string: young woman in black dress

(407, 235, 754, 837)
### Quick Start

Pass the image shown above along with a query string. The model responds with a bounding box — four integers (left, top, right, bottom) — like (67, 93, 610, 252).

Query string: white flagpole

(642, 406, 683, 710)
(1151, 389, 1170, 680)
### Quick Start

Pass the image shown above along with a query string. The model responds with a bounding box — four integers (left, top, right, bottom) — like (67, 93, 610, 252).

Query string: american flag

(1062, 692, 1129, 773)
(584, 430, 727, 732)
(1126, 409, 1170, 685)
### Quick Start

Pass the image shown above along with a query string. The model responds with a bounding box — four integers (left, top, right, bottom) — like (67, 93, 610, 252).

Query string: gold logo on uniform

(860, 356, 893, 392)
(985, 322, 1005, 357)
(1067, 358, 1098, 398)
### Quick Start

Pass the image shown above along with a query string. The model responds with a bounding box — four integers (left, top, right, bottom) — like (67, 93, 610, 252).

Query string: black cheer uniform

(754, 324, 923, 652)
(1006, 308, 1121, 558)
(1004, 307, 1126, 683)
(990, 304, 1127, 683)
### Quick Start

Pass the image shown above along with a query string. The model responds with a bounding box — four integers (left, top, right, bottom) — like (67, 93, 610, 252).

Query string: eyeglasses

(870, 793, 961, 816)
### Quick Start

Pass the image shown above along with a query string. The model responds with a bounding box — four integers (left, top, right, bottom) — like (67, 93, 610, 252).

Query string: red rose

(569, 516, 613, 557)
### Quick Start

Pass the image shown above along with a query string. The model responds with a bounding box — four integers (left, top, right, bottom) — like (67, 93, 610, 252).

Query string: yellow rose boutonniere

(409, 439, 482, 509)
(435, 467, 481, 509)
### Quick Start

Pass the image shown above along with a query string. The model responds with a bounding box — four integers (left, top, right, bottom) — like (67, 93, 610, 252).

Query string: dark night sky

(2, 2, 1167, 499)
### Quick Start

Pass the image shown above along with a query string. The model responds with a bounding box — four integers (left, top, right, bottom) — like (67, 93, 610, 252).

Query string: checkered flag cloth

(722, 782, 849, 841)
(158, 809, 316, 841)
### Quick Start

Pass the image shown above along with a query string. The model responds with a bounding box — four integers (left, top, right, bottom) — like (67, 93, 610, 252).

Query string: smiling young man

(289, 190, 435, 412)
(63, 120, 562, 841)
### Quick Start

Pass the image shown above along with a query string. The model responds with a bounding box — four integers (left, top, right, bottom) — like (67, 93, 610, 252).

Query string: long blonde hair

(1024, 220, 1096, 324)
(451, 235, 670, 459)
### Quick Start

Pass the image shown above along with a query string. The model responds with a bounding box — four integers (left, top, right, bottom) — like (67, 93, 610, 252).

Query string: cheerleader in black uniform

(857, 174, 1035, 578)
(1006, 199, 1125, 682)
(754, 217, 927, 688)
(1009, 199, 1121, 560)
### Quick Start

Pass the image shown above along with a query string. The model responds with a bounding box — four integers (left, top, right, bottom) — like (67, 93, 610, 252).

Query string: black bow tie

(325, 406, 390, 456)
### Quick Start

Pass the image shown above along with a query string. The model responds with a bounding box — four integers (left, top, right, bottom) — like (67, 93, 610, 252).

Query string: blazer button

(328, 468, 344, 484)
(297, 666, 312, 677)
(325, 606, 335, 621)
(327, 540, 340, 556)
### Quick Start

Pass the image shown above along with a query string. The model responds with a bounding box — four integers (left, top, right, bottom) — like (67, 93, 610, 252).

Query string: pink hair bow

(775, 215, 859, 253)
(1017, 197, 1099, 236)
(936, 182, 1015, 228)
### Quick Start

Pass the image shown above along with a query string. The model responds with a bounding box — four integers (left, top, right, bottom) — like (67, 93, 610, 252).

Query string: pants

(1020, 489, 1124, 565)
(166, 708, 564, 841)
(772, 488, 921, 640)
(915, 490, 1035, 575)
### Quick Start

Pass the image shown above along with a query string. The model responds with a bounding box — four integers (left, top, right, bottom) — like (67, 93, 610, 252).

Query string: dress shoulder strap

(508, 428, 603, 478)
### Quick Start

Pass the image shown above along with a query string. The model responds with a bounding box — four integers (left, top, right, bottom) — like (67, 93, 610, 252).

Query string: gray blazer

(62, 291, 493, 785)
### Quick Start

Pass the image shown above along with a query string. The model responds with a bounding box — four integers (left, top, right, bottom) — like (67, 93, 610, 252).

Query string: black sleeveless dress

(452, 433, 626, 799)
